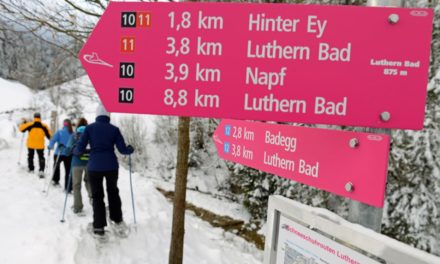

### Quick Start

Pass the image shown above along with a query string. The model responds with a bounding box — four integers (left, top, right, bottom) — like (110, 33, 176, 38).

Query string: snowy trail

(0, 135, 263, 263)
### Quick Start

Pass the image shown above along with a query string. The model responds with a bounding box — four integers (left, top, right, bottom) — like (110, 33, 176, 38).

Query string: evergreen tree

(380, 0, 440, 255)
(383, 66, 440, 255)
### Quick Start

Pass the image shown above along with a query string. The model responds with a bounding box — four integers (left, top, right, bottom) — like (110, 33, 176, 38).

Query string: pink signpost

(213, 119, 390, 207)
(79, 2, 433, 130)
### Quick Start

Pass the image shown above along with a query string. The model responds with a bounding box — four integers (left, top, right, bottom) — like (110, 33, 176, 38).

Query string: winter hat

(96, 104, 110, 117)
(63, 119, 71, 126)
(34, 112, 41, 118)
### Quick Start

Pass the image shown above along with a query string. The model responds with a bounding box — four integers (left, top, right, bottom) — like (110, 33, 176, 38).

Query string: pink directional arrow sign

(79, 2, 432, 130)
(213, 119, 390, 207)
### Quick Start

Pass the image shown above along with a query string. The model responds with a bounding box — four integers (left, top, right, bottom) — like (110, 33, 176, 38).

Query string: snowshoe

(72, 207, 86, 217)
(76, 210, 87, 217)
(93, 231, 109, 243)
(87, 223, 110, 243)
(110, 221, 130, 238)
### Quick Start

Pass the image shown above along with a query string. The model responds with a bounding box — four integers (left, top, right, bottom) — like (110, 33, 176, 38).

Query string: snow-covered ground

(0, 77, 263, 263)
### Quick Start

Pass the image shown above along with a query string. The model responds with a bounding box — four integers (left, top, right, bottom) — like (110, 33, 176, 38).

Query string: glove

(127, 145, 134, 153)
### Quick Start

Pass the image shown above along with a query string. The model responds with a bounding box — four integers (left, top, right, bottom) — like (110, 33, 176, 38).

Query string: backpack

(72, 129, 89, 161)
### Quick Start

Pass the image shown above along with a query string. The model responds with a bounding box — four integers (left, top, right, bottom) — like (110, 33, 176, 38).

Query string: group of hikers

(18, 104, 135, 241)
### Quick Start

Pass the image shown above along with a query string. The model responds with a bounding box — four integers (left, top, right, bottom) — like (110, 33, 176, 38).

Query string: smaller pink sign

(213, 119, 390, 207)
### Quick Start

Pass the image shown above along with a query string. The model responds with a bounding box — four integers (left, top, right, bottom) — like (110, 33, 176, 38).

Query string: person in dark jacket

(48, 119, 74, 192)
(74, 104, 134, 239)
(19, 112, 52, 177)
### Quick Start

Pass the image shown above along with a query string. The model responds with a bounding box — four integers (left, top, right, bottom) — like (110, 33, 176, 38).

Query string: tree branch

(90, 0, 106, 10)
(63, 0, 101, 18)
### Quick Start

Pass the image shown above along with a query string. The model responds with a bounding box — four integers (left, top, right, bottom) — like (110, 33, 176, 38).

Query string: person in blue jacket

(74, 104, 134, 239)
(48, 119, 73, 192)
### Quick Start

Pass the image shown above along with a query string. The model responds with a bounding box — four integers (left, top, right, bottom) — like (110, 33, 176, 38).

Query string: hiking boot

(94, 228, 105, 235)
(38, 171, 44, 178)
(87, 223, 109, 242)
(52, 181, 60, 187)
(71, 206, 83, 214)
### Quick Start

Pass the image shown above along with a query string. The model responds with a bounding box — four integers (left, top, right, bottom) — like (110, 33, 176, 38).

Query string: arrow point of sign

(213, 134, 223, 145)
(78, 2, 120, 113)
(213, 122, 229, 160)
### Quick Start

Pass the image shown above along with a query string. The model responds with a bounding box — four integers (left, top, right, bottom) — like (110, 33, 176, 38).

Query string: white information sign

(276, 215, 380, 264)
(264, 195, 440, 264)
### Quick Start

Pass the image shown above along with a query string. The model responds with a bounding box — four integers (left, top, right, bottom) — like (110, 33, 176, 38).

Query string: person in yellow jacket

(19, 112, 52, 177)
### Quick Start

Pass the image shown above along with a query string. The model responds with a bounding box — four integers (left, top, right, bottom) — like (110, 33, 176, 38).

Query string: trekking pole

(43, 146, 64, 195)
(129, 154, 137, 225)
(17, 132, 25, 166)
(60, 168, 73, 223)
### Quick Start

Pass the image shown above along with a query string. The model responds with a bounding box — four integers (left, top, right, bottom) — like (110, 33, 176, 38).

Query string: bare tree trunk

(50, 111, 58, 135)
(168, 116, 190, 264)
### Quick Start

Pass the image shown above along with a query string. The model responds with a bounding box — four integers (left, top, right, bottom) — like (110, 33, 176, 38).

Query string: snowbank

(0, 78, 33, 112)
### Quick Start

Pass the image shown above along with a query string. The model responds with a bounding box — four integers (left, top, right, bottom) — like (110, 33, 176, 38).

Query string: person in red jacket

(19, 112, 52, 177)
